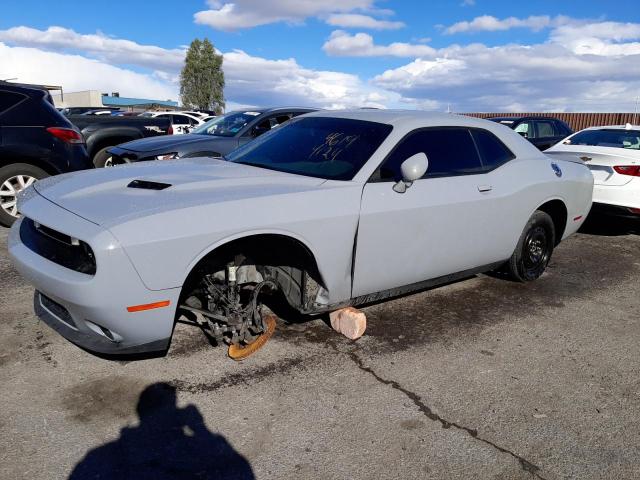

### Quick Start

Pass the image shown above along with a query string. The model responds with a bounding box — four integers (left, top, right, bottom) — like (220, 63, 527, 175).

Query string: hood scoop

(127, 179, 172, 191)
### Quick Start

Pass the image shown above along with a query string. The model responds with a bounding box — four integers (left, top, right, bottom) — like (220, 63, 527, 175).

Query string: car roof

(0, 82, 46, 98)
(225, 107, 317, 115)
(304, 109, 512, 129)
(578, 124, 640, 131)
(488, 116, 561, 122)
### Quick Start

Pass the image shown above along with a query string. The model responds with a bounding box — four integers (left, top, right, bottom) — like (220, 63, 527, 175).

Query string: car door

(352, 127, 506, 297)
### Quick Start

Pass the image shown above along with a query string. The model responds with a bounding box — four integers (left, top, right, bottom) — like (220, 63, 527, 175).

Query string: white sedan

(8, 110, 593, 358)
(139, 111, 205, 134)
(546, 124, 640, 217)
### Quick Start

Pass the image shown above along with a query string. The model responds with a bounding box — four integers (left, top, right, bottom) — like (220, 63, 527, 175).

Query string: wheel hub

(524, 227, 548, 268)
(0, 175, 36, 218)
(180, 263, 277, 359)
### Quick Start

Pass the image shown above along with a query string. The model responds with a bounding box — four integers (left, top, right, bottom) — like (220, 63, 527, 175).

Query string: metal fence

(464, 112, 639, 131)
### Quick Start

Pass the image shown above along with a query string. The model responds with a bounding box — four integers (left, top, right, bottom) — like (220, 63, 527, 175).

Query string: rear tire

(0, 163, 48, 228)
(504, 210, 556, 282)
(93, 147, 114, 168)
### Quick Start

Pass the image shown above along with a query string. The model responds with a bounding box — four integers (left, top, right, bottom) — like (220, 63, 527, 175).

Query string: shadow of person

(69, 382, 254, 480)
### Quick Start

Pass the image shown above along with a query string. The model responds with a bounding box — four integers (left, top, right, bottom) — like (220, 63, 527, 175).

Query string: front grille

(20, 218, 96, 275)
(39, 292, 76, 328)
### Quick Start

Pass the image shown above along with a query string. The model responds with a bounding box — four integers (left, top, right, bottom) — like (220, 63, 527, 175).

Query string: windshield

(226, 116, 393, 180)
(565, 129, 640, 150)
(192, 111, 263, 137)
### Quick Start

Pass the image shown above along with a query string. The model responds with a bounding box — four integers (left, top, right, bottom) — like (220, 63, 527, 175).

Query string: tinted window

(471, 129, 515, 169)
(378, 128, 482, 181)
(536, 120, 556, 137)
(565, 129, 640, 150)
(555, 121, 572, 136)
(171, 114, 190, 125)
(0, 90, 26, 114)
(227, 116, 393, 180)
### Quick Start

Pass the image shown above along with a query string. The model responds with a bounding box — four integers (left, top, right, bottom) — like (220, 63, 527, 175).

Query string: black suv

(0, 83, 92, 227)
(489, 116, 573, 151)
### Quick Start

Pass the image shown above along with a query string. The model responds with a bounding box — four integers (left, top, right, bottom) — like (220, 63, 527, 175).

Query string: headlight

(155, 153, 179, 160)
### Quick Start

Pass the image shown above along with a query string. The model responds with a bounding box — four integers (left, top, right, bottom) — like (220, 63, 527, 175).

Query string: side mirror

(393, 153, 428, 193)
(517, 131, 528, 138)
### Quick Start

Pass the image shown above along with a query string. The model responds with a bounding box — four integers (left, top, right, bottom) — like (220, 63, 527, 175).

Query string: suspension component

(180, 264, 278, 359)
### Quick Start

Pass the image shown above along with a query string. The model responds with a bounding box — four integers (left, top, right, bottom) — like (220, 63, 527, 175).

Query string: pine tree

(180, 38, 225, 113)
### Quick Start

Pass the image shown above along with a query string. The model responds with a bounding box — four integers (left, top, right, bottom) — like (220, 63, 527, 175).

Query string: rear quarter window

(0, 90, 27, 115)
(470, 129, 515, 170)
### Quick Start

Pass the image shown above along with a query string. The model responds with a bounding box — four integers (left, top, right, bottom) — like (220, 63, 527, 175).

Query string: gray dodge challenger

(8, 110, 593, 358)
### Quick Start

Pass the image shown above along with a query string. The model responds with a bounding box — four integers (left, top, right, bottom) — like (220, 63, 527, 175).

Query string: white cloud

(445, 15, 563, 34)
(0, 42, 178, 100)
(222, 49, 393, 108)
(323, 30, 436, 57)
(326, 14, 405, 30)
(0, 26, 185, 71)
(0, 25, 393, 110)
(550, 22, 640, 56)
(460, 0, 475, 6)
(373, 21, 640, 112)
(194, 0, 375, 31)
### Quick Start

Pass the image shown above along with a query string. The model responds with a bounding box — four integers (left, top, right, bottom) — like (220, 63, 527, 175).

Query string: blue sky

(1, 0, 640, 112)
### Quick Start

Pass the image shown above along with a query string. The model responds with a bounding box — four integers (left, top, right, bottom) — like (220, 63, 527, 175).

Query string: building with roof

(51, 90, 179, 112)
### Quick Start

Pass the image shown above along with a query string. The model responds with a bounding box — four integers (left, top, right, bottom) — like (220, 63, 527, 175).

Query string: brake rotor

(228, 314, 277, 361)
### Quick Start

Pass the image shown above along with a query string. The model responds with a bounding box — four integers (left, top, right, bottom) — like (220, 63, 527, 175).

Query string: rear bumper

(593, 180, 640, 210)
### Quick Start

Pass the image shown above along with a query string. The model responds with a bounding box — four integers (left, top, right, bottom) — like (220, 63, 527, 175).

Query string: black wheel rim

(522, 226, 551, 275)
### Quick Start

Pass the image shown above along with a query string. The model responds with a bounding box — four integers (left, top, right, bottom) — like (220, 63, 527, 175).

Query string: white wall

(51, 90, 104, 108)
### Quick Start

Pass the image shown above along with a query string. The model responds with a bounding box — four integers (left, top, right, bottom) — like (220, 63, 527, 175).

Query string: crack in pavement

(334, 342, 548, 479)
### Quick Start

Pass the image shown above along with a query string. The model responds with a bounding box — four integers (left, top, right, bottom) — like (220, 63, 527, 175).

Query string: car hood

(33, 158, 326, 227)
(115, 133, 225, 152)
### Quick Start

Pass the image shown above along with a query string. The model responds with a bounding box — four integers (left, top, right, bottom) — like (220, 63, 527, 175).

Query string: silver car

(8, 110, 593, 357)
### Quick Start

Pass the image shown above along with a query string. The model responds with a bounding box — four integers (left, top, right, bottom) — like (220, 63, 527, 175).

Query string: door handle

(580, 156, 592, 162)
(477, 185, 493, 192)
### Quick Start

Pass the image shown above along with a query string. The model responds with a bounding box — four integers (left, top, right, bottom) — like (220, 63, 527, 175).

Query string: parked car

(180, 110, 211, 120)
(108, 107, 315, 164)
(68, 114, 172, 167)
(138, 111, 204, 134)
(546, 124, 640, 217)
(9, 110, 593, 357)
(0, 83, 92, 227)
(59, 106, 108, 116)
(489, 116, 573, 150)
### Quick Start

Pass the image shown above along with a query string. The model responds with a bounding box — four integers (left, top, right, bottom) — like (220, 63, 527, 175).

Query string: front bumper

(34, 291, 170, 355)
(8, 194, 181, 356)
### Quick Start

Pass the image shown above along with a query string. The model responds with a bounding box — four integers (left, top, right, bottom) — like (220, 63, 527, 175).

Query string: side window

(273, 114, 293, 127)
(172, 114, 189, 125)
(471, 129, 515, 170)
(555, 121, 571, 136)
(535, 121, 556, 138)
(0, 90, 26, 115)
(514, 121, 533, 138)
(378, 128, 483, 181)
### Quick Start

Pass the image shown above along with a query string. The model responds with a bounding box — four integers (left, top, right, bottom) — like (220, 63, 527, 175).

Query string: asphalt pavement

(1, 214, 639, 480)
